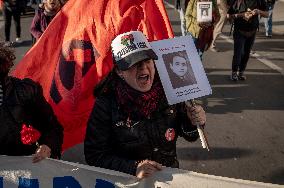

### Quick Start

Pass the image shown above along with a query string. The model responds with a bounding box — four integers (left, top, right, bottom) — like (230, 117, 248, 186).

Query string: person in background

(264, 0, 276, 38)
(0, 45, 63, 162)
(185, 0, 220, 59)
(2, 0, 25, 47)
(227, 0, 268, 81)
(176, 0, 191, 36)
(84, 31, 206, 179)
(30, 0, 61, 43)
(210, 0, 228, 52)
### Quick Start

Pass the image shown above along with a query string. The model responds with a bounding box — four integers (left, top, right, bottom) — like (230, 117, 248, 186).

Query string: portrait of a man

(163, 50, 197, 89)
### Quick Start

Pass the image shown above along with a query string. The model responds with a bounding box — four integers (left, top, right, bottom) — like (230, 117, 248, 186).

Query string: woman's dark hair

(93, 67, 119, 97)
(0, 46, 15, 73)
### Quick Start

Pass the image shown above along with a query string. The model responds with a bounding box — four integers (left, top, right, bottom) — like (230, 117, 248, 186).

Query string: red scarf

(115, 77, 164, 118)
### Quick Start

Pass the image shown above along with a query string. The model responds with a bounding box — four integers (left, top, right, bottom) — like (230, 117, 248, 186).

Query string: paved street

(1, 1, 284, 185)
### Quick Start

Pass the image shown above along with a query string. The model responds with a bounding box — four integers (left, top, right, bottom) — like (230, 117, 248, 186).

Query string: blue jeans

(232, 30, 256, 72)
(264, 4, 274, 36)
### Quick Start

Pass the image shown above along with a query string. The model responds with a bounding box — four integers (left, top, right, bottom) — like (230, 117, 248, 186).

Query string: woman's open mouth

(138, 74, 150, 83)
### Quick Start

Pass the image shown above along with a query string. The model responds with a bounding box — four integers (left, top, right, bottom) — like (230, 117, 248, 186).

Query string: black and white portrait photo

(201, 8, 208, 18)
(162, 50, 197, 89)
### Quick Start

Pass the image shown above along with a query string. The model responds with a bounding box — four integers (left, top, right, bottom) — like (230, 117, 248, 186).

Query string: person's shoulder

(8, 77, 41, 102)
(258, 0, 267, 4)
(13, 77, 41, 93)
(256, 0, 266, 5)
(95, 87, 115, 105)
(9, 76, 21, 83)
(93, 70, 118, 97)
(257, 0, 268, 9)
(21, 78, 38, 86)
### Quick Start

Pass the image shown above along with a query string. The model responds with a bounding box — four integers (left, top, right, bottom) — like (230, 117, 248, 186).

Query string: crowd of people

(0, 0, 277, 180)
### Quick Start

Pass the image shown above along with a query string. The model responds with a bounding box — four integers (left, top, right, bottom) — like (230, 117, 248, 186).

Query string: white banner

(0, 155, 281, 188)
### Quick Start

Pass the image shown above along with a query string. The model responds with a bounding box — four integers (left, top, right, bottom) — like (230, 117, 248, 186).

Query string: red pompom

(21, 124, 41, 145)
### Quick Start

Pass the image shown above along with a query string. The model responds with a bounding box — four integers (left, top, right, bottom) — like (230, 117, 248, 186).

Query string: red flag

(12, 0, 174, 150)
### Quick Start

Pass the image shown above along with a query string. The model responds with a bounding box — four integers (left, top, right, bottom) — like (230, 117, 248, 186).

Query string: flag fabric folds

(12, 0, 174, 150)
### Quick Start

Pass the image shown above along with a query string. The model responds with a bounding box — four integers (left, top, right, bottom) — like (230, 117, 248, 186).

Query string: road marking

(250, 53, 284, 75)
(211, 84, 249, 88)
(220, 34, 284, 76)
(207, 71, 280, 76)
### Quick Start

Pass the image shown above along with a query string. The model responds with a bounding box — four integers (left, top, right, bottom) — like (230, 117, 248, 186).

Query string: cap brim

(116, 49, 158, 71)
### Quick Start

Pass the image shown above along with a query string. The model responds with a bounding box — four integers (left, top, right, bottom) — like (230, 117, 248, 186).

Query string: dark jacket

(228, 0, 268, 32)
(266, 0, 275, 6)
(30, 8, 55, 40)
(0, 76, 63, 158)
(84, 77, 199, 175)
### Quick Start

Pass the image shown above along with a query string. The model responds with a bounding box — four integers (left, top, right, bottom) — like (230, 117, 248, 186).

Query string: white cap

(111, 31, 158, 71)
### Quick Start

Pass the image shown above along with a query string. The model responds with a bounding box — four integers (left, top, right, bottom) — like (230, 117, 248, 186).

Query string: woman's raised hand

(186, 105, 206, 126)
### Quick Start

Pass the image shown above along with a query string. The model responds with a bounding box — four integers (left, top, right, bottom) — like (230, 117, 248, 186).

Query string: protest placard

(197, 1, 212, 22)
(150, 36, 212, 105)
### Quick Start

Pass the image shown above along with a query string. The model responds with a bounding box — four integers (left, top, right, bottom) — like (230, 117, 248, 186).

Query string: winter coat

(227, 0, 268, 32)
(30, 8, 55, 40)
(0, 76, 63, 158)
(266, 0, 275, 6)
(84, 80, 199, 175)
